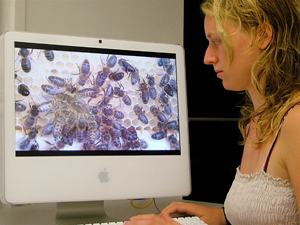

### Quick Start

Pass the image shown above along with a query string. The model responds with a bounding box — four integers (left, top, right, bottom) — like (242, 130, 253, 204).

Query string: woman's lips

(215, 70, 223, 78)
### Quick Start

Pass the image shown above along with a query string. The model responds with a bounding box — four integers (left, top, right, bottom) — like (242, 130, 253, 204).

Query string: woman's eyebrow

(206, 33, 217, 40)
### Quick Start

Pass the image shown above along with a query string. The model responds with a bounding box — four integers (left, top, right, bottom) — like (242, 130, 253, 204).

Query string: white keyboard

(77, 216, 208, 225)
(173, 216, 208, 225)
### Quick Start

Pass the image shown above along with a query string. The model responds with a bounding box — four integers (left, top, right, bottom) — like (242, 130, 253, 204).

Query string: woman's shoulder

(279, 101, 300, 168)
(282, 102, 300, 125)
(280, 102, 300, 136)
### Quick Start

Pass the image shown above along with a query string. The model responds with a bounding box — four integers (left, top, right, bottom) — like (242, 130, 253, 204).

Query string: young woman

(125, 0, 300, 224)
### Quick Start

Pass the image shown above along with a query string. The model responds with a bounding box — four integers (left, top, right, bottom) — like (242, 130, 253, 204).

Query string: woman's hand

(125, 201, 227, 225)
(160, 201, 226, 225)
(125, 214, 178, 225)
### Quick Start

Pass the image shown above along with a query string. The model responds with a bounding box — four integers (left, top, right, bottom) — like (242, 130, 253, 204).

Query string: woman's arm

(280, 106, 300, 218)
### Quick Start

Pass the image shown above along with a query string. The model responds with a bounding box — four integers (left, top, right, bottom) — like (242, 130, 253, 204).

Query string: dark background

(183, 0, 244, 204)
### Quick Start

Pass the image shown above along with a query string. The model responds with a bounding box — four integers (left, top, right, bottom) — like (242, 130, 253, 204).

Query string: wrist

(221, 207, 231, 225)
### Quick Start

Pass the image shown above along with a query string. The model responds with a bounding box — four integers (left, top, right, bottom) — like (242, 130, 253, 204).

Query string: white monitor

(0, 31, 190, 222)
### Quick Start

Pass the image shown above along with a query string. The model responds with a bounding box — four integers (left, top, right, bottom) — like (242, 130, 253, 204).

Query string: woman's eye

(213, 41, 220, 46)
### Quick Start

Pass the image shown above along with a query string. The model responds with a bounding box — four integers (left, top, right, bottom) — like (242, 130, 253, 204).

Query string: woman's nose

(204, 47, 218, 65)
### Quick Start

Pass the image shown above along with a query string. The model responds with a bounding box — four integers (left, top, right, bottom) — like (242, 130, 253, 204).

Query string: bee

(76, 114, 87, 143)
(70, 100, 87, 113)
(44, 50, 55, 62)
(95, 70, 108, 87)
(121, 126, 136, 141)
(18, 48, 33, 73)
(168, 134, 179, 150)
(129, 67, 140, 85)
(15, 100, 27, 112)
(95, 143, 111, 151)
(118, 58, 135, 73)
(73, 59, 92, 86)
(53, 115, 65, 140)
(159, 74, 170, 87)
(42, 121, 55, 135)
(169, 79, 177, 93)
(146, 73, 157, 100)
(86, 116, 99, 145)
(157, 58, 163, 67)
(138, 79, 150, 104)
(163, 103, 172, 116)
(121, 127, 135, 141)
(96, 55, 114, 87)
(17, 127, 39, 150)
(109, 70, 124, 82)
(151, 130, 166, 140)
(128, 126, 138, 140)
(114, 110, 125, 120)
(23, 102, 40, 129)
(150, 105, 168, 123)
(133, 104, 148, 124)
(102, 106, 114, 117)
(65, 77, 76, 93)
(47, 76, 66, 88)
(41, 84, 64, 95)
(159, 93, 169, 105)
(75, 87, 99, 99)
(166, 63, 175, 75)
(161, 58, 171, 70)
(101, 130, 111, 143)
(97, 84, 114, 109)
(140, 140, 148, 149)
(166, 120, 178, 131)
(113, 83, 132, 106)
(164, 84, 174, 97)
(37, 100, 54, 114)
(17, 84, 30, 96)
(109, 127, 121, 148)
(106, 55, 117, 68)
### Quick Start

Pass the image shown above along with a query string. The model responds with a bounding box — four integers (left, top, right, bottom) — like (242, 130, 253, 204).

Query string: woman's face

(204, 15, 263, 92)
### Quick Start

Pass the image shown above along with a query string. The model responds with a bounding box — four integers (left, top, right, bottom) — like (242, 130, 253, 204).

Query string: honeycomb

(14, 47, 180, 152)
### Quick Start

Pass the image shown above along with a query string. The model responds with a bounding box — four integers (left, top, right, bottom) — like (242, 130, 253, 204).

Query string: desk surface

(0, 199, 223, 225)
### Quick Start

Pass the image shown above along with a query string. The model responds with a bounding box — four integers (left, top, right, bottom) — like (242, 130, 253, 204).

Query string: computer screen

(0, 31, 190, 209)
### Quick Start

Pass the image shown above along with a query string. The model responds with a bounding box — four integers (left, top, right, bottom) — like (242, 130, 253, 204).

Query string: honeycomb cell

(139, 68, 148, 77)
(55, 61, 65, 70)
(144, 126, 152, 135)
(128, 112, 136, 120)
(60, 69, 69, 76)
(66, 62, 76, 71)
(23, 76, 34, 85)
(136, 60, 144, 68)
(61, 53, 70, 62)
(149, 117, 157, 127)
(50, 69, 59, 76)
(145, 61, 153, 69)
(124, 119, 132, 127)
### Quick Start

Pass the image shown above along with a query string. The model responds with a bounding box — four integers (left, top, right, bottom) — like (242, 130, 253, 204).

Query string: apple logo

(98, 168, 109, 183)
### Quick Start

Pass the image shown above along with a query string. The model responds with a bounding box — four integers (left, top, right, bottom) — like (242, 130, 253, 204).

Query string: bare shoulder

(281, 103, 300, 135)
(279, 103, 300, 183)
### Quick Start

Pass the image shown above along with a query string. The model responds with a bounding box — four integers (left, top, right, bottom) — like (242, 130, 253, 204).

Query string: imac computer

(0, 31, 191, 224)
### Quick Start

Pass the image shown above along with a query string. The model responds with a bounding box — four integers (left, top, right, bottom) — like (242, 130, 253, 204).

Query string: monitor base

(55, 201, 115, 225)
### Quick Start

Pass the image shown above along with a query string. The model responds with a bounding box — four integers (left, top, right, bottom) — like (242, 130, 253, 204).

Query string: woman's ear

(259, 23, 273, 50)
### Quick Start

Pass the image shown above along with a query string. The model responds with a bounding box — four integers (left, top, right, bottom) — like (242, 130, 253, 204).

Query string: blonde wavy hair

(201, 0, 300, 148)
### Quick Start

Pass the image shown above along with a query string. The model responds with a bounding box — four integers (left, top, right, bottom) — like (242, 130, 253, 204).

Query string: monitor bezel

(0, 31, 190, 204)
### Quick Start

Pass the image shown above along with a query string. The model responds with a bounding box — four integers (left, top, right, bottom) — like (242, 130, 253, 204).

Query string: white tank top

(224, 103, 300, 225)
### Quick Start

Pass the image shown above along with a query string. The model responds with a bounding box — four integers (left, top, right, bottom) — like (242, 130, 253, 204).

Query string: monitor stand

(55, 201, 115, 225)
